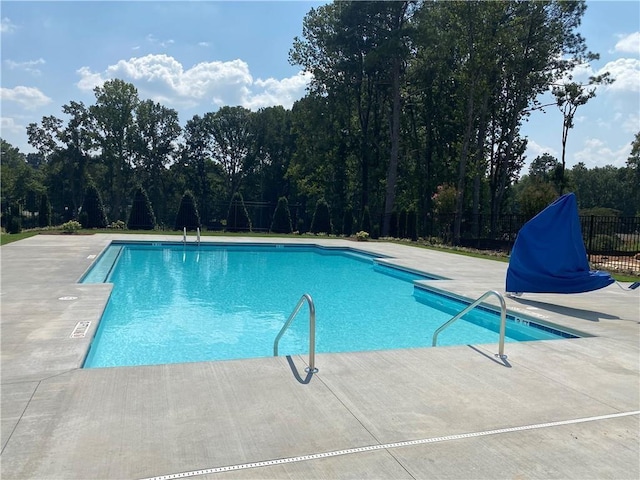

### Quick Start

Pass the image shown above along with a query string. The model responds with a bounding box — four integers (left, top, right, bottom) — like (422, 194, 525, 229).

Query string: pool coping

(1, 233, 638, 479)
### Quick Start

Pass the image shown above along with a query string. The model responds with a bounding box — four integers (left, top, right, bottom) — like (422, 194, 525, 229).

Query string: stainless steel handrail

(432, 290, 508, 360)
(273, 294, 318, 373)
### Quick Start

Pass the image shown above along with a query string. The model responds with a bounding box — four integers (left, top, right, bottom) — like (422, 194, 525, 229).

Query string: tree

(90, 79, 140, 220)
(133, 100, 181, 225)
(80, 183, 108, 228)
(39, 193, 51, 227)
(552, 74, 613, 193)
(174, 190, 201, 231)
(127, 186, 156, 230)
(270, 197, 293, 234)
(626, 132, 640, 215)
(310, 198, 332, 234)
(209, 106, 256, 199)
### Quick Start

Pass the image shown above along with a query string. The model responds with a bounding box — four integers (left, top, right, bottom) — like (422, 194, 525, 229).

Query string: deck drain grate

(70, 321, 91, 338)
(139, 410, 639, 480)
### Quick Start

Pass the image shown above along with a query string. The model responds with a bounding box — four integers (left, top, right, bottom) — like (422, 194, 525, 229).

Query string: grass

(0, 231, 40, 246)
(2, 228, 638, 282)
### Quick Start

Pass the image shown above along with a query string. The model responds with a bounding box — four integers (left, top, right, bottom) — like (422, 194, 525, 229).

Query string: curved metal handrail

(274, 294, 318, 373)
(432, 290, 508, 360)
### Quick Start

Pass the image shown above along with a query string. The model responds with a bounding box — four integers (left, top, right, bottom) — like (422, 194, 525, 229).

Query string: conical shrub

(128, 186, 156, 230)
(310, 198, 332, 234)
(360, 205, 371, 233)
(38, 193, 51, 228)
(226, 192, 252, 232)
(407, 209, 418, 241)
(342, 205, 354, 236)
(81, 183, 108, 228)
(174, 190, 201, 230)
(270, 197, 293, 234)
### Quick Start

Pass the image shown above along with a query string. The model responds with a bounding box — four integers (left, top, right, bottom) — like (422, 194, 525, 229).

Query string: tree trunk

(382, 57, 402, 237)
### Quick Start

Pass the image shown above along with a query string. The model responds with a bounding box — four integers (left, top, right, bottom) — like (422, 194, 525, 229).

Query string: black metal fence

(421, 213, 640, 274)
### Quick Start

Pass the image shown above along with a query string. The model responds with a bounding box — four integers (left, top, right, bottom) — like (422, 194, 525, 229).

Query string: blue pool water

(82, 243, 577, 368)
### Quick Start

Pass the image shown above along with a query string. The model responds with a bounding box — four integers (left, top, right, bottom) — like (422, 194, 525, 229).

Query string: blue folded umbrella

(506, 193, 614, 294)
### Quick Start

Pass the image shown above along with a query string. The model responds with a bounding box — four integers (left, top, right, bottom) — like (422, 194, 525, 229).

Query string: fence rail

(421, 213, 640, 274)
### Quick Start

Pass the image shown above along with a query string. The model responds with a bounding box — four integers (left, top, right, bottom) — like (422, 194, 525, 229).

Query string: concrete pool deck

(1, 233, 638, 479)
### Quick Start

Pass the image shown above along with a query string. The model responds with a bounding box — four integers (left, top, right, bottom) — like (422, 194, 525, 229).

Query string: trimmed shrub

(5, 203, 22, 234)
(399, 209, 408, 238)
(80, 183, 108, 228)
(407, 209, 418, 241)
(360, 206, 371, 234)
(128, 186, 156, 230)
(61, 220, 82, 234)
(38, 193, 51, 228)
(389, 211, 399, 238)
(342, 206, 354, 237)
(270, 197, 293, 234)
(174, 190, 201, 230)
(226, 192, 252, 232)
(310, 198, 332, 234)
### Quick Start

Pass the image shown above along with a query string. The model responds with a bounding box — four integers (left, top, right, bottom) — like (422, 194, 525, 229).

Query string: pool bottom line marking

(140, 410, 639, 480)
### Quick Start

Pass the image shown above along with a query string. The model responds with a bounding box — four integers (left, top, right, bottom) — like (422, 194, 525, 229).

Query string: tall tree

(552, 74, 613, 193)
(209, 106, 256, 200)
(133, 99, 181, 224)
(90, 79, 140, 220)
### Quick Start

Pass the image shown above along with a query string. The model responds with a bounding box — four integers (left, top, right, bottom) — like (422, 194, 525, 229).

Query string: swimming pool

(81, 242, 578, 368)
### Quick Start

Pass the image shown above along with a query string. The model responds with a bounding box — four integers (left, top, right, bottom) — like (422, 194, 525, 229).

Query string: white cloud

(620, 112, 640, 134)
(5, 58, 46, 76)
(525, 139, 559, 160)
(146, 34, 175, 48)
(198, 42, 210, 47)
(76, 54, 313, 110)
(0, 86, 52, 109)
(573, 137, 631, 168)
(1, 17, 16, 34)
(597, 58, 640, 93)
(0, 117, 24, 135)
(614, 32, 640, 55)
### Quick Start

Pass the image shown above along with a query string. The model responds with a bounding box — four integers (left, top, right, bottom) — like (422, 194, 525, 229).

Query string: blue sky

(1, 1, 639, 175)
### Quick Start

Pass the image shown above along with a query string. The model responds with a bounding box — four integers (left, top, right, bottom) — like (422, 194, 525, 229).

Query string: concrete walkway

(1, 234, 638, 480)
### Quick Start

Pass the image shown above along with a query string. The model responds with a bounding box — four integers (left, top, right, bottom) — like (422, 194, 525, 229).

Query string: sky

(1, 0, 639, 175)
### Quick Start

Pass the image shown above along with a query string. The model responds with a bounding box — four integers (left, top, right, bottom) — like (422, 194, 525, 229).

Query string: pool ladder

(432, 290, 508, 361)
(273, 294, 318, 373)
(182, 227, 201, 245)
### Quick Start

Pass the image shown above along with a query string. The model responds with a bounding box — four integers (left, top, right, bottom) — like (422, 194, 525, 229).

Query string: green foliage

(174, 190, 201, 231)
(517, 182, 558, 220)
(389, 211, 399, 238)
(80, 183, 108, 228)
(356, 231, 369, 241)
(406, 209, 418, 241)
(226, 192, 252, 232)
(360, 206, 371, 233)
(4, 203, 22, 234)
(61, 220, 82, 233)
(127, 186, 156, 230)
(580, 207, 621, 217)
(38, 193, 51, 228)
(590, 234, 622, 252)
(270, 197, 293, 234)
(342, 206, 354, 237)
(310, 198, 332, 234)
(431, 185, 457, 215)
(400, 209, 409, 238)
